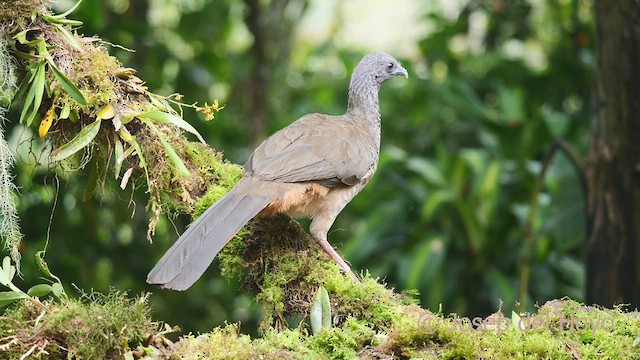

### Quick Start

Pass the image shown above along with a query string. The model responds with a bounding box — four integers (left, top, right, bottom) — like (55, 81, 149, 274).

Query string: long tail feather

(147, 181, 270, 290)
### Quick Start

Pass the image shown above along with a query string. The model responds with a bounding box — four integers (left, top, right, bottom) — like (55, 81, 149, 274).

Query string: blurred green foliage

(8, 0, 593, 335)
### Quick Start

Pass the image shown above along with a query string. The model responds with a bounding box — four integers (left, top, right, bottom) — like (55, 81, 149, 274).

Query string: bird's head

(353, 52, 408, 86)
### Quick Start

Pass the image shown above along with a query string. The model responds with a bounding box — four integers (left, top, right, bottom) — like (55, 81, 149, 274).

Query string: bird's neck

(346, 78, 381, 122)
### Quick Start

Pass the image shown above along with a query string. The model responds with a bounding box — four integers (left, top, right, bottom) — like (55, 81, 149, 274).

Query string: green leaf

(55, 0, 84, 18)
(406, 157, 445, 186)
(50, 118, 101, 162)
(0, 257, 16, 286)
(0, 291, 28, 307)
(406, 236, 446, 289)
(40, 13, 81, 25)
(139, 118, 190, 177)
(52, 282, 64, 298)
(20, 61, 46, 126)
(40, 13, 83, 26)
(0, 259, 9, 286)
(11, 70, 33, 105)
(27, 284, 53, 297)
(138, 111, 206, 144)
(421, 190, 453, 221)
(54, 23, 83, 51)
(83, 159, 100, 201)
(13, 28, 31, 44)
(310, 286, 331, 335)
(49, 62, 87, 105)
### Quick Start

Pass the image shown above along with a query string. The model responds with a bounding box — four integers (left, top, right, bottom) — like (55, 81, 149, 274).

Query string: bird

(147, 52, 408, 290)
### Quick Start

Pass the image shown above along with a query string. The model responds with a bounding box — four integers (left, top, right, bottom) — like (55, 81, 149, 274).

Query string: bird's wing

(246, 113, 375, 186)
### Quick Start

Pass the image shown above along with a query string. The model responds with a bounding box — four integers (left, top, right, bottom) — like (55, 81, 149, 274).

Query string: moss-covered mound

(0, 292, 157, 359)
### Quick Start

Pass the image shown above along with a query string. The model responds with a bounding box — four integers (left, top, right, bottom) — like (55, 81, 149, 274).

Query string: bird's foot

(315, 237, 360, 283)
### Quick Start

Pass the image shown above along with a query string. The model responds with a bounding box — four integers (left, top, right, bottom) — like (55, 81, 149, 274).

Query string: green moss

(0, 291, 157, 359)
(169, 324, 256, 360)
(54, 44, 121, 112)
(309, 318, 376, 360)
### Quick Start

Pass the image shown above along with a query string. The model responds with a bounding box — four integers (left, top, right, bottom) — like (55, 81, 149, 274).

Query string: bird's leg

(310, 218, 360, 282)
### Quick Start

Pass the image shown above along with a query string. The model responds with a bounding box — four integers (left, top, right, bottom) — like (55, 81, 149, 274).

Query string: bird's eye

(387, 63, 395, 71)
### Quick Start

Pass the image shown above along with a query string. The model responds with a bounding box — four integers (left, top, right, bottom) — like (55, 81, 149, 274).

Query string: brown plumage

(147, 53, 408, 290)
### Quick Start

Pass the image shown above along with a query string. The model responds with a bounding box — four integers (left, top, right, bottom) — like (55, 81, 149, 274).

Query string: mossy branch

(1, 2, 640, 359)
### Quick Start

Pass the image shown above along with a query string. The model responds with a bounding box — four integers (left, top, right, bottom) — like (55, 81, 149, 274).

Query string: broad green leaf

(139, 118, 190, 177)
(49, 62, 87, 105)
(54, 23, 82, 51)
(50, 118, 101, 162)
(27, 284, 53, 297)
(138, 111, 206, 144)
(406, 157, 445, 186)
(421, 190, 452, 221)
(310, 286, 331, 335)
(0, 291, 28, 307)
(52, 282, 64, 297)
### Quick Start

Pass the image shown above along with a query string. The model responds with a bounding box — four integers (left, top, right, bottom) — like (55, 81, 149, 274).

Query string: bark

(586, 0, 640, 307)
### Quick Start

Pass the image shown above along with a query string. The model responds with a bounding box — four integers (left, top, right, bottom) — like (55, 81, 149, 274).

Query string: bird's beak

(394, 65, 408, 78)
